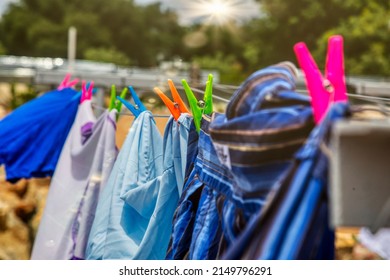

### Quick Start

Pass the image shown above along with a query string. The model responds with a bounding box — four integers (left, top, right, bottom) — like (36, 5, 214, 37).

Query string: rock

(0, 198, 30, 260)
(0, 169, 51, 260)
(3, 179, 28, 198)
(14, 201, 36, 224)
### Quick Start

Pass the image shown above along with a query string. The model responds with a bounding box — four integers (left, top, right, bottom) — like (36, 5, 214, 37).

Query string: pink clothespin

(294, 35, 348, 124)
(58, 73, 79, 90)
(80, 80, 94, 103)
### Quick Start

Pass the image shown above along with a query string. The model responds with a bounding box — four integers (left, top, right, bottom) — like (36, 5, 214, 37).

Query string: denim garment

(31, 101, 117, 260)
(86, 111, 163, 260)
(223, 102, 349, 260)
(208, 63, 315, 252)
(0, 88, 79, 182)
(117, 114, 192, 259)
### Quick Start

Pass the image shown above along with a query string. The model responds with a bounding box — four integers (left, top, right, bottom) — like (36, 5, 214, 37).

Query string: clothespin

(182, 74, 213, 132)
(153, 79, 190, 121)
(58, 73, 79, 90)
(80, 80, 94, 103)
(116, 86, 147, 118)
(294, 35, 348, 124)
(109, 85, 128, 112)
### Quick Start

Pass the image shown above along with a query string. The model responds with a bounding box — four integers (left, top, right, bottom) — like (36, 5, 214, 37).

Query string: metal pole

(94, 88, 105, 117)
(67, 27, 77, 73)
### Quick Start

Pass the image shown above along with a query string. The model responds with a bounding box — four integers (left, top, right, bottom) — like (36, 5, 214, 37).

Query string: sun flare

(205, 0, 232, 19)
(144, 0, 261, 26)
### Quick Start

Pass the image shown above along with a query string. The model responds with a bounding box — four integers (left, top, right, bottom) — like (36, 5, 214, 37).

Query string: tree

(248, 0, 390, 76)
(245, 0, 360, 68)
(316, 1, 390, 76)
(84, 47, 131, 66)
(0, 0, 186, 67)
(0, 42, 6, 55)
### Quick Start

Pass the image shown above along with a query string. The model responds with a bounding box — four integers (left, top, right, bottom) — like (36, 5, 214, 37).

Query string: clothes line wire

(91, 104, 171, 118)
(91, 84, 390, 116)
(212, 83, 390, 104)
(174, 85, 231, 103)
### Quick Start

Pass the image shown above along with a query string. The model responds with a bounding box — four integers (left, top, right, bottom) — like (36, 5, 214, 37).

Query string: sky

(0, 0, 262, 25)
(0, 0, 17, 16)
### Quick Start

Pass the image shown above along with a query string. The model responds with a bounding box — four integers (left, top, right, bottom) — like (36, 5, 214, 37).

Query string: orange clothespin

(294, 35, 348, 124)
(58, 73, 79, 90)
(153, 79, 190, 121)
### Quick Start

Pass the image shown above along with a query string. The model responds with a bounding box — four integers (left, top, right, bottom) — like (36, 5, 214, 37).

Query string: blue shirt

(86, 111, 164, 259)
(0, 88, 79, 182)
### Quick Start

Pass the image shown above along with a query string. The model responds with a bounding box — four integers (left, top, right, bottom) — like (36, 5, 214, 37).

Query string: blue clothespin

(116, 86, 147, 118)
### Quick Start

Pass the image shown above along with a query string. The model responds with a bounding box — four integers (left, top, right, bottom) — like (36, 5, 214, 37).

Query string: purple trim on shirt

(106, 114, 117, 130)
(81, 122, 94, 144)
(70, 179, 90, 260)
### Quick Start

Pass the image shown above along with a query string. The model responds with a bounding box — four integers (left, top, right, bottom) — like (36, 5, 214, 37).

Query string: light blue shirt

(86, 111, 163, 259)
(86, 112, 193, 259)
(120, 113, 193, 259)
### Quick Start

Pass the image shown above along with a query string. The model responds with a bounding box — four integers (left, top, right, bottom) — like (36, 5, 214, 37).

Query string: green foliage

(194, 52, 246, 85)
(316, 1, 390, 76)
(0, 42, 6, 55)
(84, 47, 131, 66)
(0, 0, 185, 67)
(10, 83, 37, 109)
(252, 0, 390, 76)
(0, 0, 389, 81)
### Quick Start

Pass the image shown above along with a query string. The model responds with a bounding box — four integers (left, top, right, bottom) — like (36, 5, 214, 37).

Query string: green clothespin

(109, 85, 128, 120)
(182, 74, 213, 132)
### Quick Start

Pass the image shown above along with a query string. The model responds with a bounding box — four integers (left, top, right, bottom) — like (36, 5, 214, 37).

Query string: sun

(171, 0, 261, 26)
(205, 0, 232, 19)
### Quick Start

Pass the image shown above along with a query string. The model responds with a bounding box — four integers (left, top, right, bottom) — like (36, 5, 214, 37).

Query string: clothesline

(92, 104, 171, 118)
(175, 85, 231, 103)
(91, 87, 390, 118)
(214, 84, 390, 104)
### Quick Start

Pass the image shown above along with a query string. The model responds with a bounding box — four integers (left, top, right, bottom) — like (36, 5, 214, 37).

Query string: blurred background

(0, 0, 390, 114)
(0, 0, 389, 260)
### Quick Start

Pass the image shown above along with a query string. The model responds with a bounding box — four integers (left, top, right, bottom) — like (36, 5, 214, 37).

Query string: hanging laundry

(209, 63, 315, 255)
(223, 102, 350, 260)
(0, 88, 80, 182)
(166, 113, 232, 260)
(119, 114, 193, 259)
(164, 114, 199, 259)
(31, 99, 118, 260)
(86, 110, 163, 260)
(166, 62, 315, 260)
